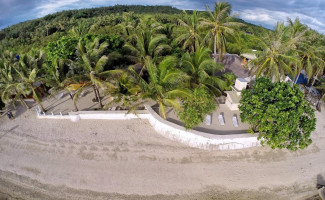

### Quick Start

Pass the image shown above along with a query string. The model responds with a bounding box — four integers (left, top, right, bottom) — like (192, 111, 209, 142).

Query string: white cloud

(238, 8, 325, 33)
(35, 0, 81, 17)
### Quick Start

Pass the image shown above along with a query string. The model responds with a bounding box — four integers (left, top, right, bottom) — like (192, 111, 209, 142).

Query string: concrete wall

(37, 106, 260, 150)
(144, 105, 260, 150)
(69, 110, 151, 120)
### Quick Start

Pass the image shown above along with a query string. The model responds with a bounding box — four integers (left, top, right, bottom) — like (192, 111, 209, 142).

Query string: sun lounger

(205, 114, 212, 125)
(218, 113, 225, 125)
(232, 115, 239, 127)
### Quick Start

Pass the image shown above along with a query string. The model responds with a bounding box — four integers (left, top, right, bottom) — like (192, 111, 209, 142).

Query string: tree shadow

(317, 174, 325, 189)
(0, 125, 19, 140)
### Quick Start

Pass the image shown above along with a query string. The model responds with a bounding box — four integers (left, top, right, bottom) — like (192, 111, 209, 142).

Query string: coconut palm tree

(180, 46, 225, 96)
(44, 58, 82, 111)
(249, 23, 303, 82)
(124, 19, 171, 72)
(104, 72, 142, 113)
(0, 57, 30, 109)
(297, 43, 325, 85)
(200, 1, 243, 61)
(128, 56, 191, 119)
(13, 57, 46, 112)
(175, 10, 202, 52)
(76, 38, 122, 109)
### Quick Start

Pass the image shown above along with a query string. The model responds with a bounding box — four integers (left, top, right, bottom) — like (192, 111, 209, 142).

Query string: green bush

(239, 77, 316, 151)
(178, 87, 216, 129)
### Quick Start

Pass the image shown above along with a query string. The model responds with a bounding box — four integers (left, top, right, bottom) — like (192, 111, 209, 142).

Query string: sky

(0, 0, 324, 34)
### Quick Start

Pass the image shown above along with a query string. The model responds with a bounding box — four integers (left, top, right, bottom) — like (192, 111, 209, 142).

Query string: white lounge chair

(205, 114, 212, 125)
(232, 115, 239, 127)
(218, 113, 225, 125)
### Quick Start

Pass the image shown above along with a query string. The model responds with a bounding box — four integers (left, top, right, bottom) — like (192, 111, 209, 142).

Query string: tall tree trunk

(95, 87, 103, 109)
(219, 47, 223, 62)
(92, 85, 99, 102)
(309, 69, 321, 93)
(69, 93, 79, 111)
(294, 68, 302, 84)
(193, 35, 196, 53)
(19, 96, 30, 109)
(213, 33, 217, 63)
(36, 101, 46, 113)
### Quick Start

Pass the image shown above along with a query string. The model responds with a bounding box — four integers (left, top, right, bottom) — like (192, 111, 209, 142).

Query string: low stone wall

(68, 110, 151, 122)
(37, 106, 260, 150)
(144, 105, 260, 150)
(37, 110, 150, 121)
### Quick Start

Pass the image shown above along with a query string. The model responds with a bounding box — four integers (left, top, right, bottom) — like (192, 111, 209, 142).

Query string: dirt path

(0, 106, 324, 199)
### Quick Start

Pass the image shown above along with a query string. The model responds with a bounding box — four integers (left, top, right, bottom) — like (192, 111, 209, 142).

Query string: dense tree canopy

(239, 77, 316, 151)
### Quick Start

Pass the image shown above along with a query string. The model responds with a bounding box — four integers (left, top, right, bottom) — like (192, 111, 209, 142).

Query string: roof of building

(214, 54, 250, 78)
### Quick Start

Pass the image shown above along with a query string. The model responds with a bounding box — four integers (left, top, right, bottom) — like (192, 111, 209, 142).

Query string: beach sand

(0, 101, 324, 200)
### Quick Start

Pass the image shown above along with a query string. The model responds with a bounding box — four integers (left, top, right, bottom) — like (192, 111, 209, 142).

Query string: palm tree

(200, 1, 243, 61)
(116, 12, 139, 39)
(124, 19, 171, 72)
(180, 47, 225, 96)
(44, 58, 81, 111)
(175, 10, 202, 52)
(297, 43, 325, 86)
(128, 56, 191, 119)
(157, 23, 175, 42)
(249, 23, 302, 82)
(0, 57, 30, 109)
(76, 38, 122, 109)
(13, 57, 46, 112)
(104, 72, 141, 112)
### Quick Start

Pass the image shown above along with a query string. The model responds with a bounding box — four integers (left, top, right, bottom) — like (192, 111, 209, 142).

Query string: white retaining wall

(37, 106, 260, 150)
(144, 106, 260, 150)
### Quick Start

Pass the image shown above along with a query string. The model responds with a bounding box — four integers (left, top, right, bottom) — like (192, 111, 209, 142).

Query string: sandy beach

(0, 100, 324, 199)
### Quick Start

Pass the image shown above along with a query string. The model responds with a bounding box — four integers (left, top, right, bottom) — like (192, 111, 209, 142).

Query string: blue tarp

(294, 73, 308, 85)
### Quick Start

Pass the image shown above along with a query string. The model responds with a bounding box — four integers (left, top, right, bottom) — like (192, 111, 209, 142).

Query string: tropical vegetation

(0, 2, 324, 150)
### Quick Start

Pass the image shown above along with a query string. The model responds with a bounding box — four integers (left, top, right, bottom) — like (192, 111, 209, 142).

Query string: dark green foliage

(222, 72, 236, 90)
(178, 87, 216, 129)
(239, 77, 316, 151)
(45, 36, 79, 61)
(81, 34, 124, 54)
(0, 99, 4, 110)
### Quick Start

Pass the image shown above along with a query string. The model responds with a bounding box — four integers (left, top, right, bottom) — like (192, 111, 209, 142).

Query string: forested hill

(0, 5, 183, 41)
(0, 5, 265, 53)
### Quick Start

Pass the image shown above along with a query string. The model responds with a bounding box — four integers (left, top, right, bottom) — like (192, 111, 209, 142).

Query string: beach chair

(205, 114, 212, 125)
(218, 113, 225, 125)
(232, 115, 239, 127)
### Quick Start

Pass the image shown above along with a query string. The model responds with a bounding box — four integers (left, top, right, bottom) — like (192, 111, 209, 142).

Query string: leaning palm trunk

(69, 93, 79, 111)
(96, 87, 103, 109)
(19, 95, 30, 109)
(309, 69, 321, 93)
(92, 85, 99, 103)
(92, 85, 103, 109)
(36, 100, 46, 112)
(31, 88, 46, 112)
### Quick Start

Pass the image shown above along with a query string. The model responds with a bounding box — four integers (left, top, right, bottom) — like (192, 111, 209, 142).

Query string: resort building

(225, 78, 248, 111)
